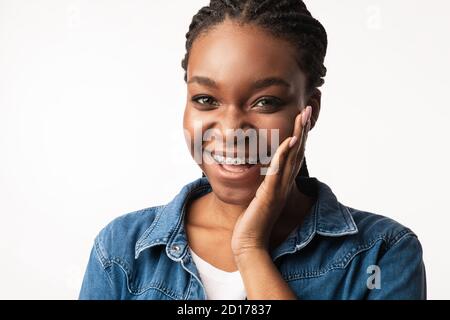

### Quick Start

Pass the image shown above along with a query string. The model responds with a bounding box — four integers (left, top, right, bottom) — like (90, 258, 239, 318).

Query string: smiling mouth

(203, 149, 261, 174)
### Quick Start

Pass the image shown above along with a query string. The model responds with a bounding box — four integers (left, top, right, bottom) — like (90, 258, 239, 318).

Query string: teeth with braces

(211, 153, 257, 165)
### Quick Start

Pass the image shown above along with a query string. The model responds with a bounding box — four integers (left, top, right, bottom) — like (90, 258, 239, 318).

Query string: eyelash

(191, 95, 285, 111)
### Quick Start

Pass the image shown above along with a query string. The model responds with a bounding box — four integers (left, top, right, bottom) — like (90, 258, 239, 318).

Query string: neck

(207, 193, 248, 232)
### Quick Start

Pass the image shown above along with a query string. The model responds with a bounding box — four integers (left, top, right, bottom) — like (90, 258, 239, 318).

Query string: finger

(281, 109, 304, 185)
(294, 112, 312, 172)
(289, 109, 304, 147)
(263, 134, 293, 179)
(267, 108, 304, 179)
(255, 134, 293, 205)
(289, 117, 311, 184)
(260, 107, 309, 196)
(283, 106, 311, 186)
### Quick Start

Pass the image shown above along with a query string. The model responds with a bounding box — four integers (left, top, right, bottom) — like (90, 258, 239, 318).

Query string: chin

(203, 166, 263, 206)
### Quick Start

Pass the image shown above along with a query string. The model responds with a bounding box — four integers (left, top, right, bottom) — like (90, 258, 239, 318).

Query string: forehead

(187, 19, 305, 88)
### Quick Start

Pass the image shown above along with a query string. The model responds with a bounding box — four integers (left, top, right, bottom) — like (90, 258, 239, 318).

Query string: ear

(306, 88, 321, 130)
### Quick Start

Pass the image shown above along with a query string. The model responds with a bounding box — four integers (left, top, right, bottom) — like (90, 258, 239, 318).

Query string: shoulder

(90, 177, 210, 267)
(337, 205, 423, 264)
(93, 204, 167, 266)
(342, 206, 426, 299)
(307, 176, 422, 254)
(346, 206, 419, 248)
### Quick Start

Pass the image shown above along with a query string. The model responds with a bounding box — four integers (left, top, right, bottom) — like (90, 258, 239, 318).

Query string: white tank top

(189, 248, 247, 300)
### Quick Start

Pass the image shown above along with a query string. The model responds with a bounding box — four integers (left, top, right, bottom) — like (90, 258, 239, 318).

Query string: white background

(1, 0, 449, 299)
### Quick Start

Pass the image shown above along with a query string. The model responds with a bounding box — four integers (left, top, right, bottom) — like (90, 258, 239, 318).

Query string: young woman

(79, 0, 426, 300)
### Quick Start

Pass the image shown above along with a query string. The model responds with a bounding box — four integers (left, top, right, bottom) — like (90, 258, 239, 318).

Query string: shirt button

(171, 245, 181, 252)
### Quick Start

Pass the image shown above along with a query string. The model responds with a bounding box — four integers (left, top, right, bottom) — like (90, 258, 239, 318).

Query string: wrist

(233, 247, 271, 268)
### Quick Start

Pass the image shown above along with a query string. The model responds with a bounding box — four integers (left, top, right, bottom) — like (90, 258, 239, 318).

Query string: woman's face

(183, 19, 310, 206)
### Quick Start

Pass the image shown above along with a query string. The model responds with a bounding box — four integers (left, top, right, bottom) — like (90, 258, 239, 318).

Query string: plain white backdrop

(1, 0, 449, 299)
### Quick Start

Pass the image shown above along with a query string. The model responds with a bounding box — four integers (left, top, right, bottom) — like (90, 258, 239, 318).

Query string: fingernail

(288, 136, 298, 148)
(302, 106, 311, 126)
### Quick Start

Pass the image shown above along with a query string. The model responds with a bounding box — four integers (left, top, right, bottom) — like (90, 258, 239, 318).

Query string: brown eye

(253, 97, 285, 111)
(192, 95, 219, 108)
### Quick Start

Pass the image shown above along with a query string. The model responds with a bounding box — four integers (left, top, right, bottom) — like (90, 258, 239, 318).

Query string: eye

(191, 95, 219, 108)
(253, 97, 285, 112)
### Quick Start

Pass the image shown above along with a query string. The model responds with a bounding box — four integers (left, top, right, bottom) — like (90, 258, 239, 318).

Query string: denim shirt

(79, 176, 426, 300)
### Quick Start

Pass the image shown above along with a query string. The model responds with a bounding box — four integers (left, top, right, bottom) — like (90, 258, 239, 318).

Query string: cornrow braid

(184, 0, 328, 178)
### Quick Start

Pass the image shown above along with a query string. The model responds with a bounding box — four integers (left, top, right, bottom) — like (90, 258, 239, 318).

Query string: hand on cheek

(231, 105, 312, 256)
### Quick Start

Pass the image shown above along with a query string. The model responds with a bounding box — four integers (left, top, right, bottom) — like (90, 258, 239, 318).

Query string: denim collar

(135, 176, 358, 260)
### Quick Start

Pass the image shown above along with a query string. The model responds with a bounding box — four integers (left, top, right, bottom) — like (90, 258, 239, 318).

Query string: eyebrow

(187, 76, 291, 90)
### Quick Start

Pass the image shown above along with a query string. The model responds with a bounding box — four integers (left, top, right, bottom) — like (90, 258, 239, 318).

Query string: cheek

(257, 117, 295, 150)
(182, 107, 198, 156)
(183, 106, 213, 159)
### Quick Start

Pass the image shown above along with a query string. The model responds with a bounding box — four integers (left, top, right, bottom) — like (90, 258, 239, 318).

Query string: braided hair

(182, 0, 328, 178)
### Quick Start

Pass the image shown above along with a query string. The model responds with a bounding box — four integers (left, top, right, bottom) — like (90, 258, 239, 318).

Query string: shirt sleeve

(366, 232, 427, 300)
(78, 240, 116, 300)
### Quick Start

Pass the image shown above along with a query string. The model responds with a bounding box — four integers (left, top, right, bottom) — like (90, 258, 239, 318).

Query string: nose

(212, 104, 259, 157)
(220, 104, 252, 142)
